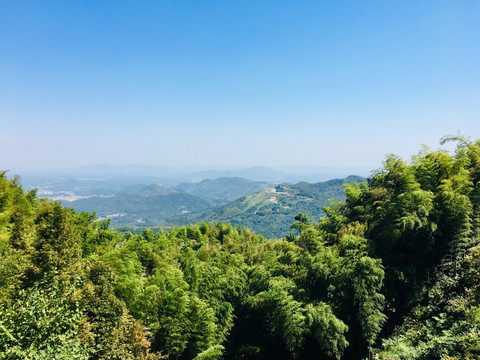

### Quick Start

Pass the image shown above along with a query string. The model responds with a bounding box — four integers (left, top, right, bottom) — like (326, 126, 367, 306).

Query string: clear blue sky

(1, 1, 479, 172)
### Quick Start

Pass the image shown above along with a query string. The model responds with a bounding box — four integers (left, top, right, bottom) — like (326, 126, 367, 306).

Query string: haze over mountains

(18, 164, 369, 200)
(62, 174, 365, 238)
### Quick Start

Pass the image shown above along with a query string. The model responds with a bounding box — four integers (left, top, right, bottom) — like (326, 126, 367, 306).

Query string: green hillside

(176, 177, 272, 204)
(67, 184, 212, 226)
(193, 175, 365, 238)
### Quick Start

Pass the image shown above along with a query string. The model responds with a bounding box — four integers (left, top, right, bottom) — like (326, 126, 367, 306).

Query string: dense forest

(1, 136, 479, 359)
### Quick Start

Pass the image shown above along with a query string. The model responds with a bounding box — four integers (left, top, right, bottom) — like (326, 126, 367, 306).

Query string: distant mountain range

(65, 175, 365, 238)
(186, 166, 286, 182)
(19, 164, 371, 200)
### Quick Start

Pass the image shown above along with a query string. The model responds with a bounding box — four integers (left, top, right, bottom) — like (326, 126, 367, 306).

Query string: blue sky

(1, 1, 479, 172)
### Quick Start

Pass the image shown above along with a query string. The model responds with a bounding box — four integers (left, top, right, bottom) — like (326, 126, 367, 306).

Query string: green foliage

(305, 302, 348, 360)
(256, 276, 308, 352)
(28, 203, 82, 282)
(366, 137, 480, 359)
(0, 277, 87, 360)
(0, 172, 162, 359)
(193, 345, 225, 360)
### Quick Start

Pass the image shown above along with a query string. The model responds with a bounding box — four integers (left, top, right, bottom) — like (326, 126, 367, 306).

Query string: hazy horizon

(2, 1, 479, 173)
(8, 162, 373, 179)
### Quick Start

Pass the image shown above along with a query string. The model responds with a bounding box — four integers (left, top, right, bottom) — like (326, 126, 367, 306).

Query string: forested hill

(1, 136, 480, 359)
(176, 177, 272, 205)
(192, 175, 365, 238)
